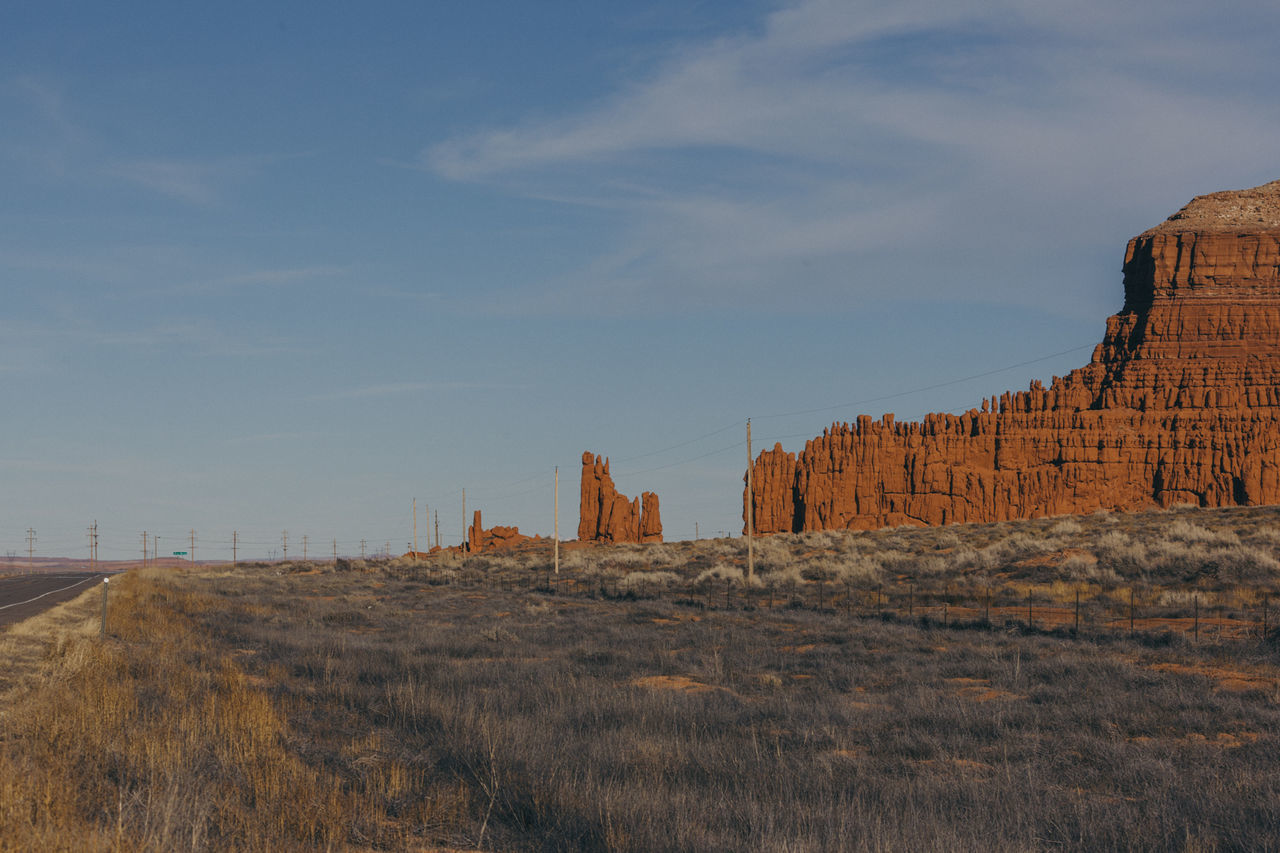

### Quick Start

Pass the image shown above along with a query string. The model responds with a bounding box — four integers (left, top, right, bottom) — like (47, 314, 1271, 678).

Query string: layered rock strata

(579, 452, 663, 543)
(746, 180, 1280, 532)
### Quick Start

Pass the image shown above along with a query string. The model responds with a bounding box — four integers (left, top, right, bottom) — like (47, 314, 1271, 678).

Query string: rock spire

(579, 452, 663, 543)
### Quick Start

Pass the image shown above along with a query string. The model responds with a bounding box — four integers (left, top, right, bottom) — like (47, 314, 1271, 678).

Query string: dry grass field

(2, 505, 1280, 851)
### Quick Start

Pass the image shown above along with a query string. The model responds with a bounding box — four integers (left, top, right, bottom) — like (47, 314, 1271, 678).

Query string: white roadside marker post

(101, 577, 109, 638)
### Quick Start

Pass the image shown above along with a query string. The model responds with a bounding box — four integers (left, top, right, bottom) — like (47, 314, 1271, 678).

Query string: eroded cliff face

(579, 452, 663, 543)
(746, 180, 1280, 532)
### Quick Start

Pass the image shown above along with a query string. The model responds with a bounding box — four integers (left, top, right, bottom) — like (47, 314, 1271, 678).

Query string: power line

(610, 421, 741, 464)
(753, 343, 1094, 421)
(613, 439, 743, 477)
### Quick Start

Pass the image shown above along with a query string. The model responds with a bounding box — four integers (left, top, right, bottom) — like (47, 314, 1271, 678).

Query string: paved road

(0, 572, 111, 629)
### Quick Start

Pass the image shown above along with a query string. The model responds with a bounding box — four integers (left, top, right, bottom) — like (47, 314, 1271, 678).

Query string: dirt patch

(1016, 548, 1094, 571)
(1130, 731, 1262, 749)
(946, 677, 1025, 702)
(913, 757, 996, 775)
(1144, 661, 1276, 693)
(633, 674, 727, 694)
(849, 700, 891, 711)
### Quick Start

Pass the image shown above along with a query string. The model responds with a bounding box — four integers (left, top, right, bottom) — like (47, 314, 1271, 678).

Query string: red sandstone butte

(578, 452, 663, 543)
(467, 510, 540, 552)
(745, 179, 1280, 532)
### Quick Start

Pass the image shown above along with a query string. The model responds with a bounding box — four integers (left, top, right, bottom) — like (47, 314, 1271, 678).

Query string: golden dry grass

(0, 570, 464, 852)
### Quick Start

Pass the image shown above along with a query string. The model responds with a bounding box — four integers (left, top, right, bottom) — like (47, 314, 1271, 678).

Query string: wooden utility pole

(696, 522, 699, 540)
(141, 531, 148, 566)
(26, 528, 35, 566)
(361, 539, 367, 560)
(302, 535, 308, 561)
(746, 419, 754, 583)
(462, 488, 466, 550)
(233, 531, 238, 565)
(88, 524, 94, 568)
(282, 530, 288, 560)
(190, 529, 196, 563)
(332, 538, 337, 562)
(554, 466, 560, 575)
(434, 511, 439, 549)
(413, 497, 418, 554)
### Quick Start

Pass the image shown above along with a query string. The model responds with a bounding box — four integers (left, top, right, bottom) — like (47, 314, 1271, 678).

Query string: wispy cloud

(422, 0, 1280, 311)
(94, 320, 303, 358)
(104, 155, 274, 205)
(105, 159, 225, 204)
(168, 264, 349, 295)
(222, 431, 326, 445)
(313, 380, 521, 401)
(1, 75, 89, 176)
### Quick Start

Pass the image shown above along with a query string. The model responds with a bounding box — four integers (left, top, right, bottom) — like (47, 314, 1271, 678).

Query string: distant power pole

(461, 488, 466, 550)
(302, 535, 308, 561)
(190, 529, 196, 563)
(141, 531, 148, 566)
(332, 538, 337, 562)
(554, 466, 560, 575)
(696, 522, 699, 540)
(361, 539, 366, 560)
(232, 531, 238, 565)
(384, 541, 390, 558)
(87, 523, 95, 568)
(282, 530, 288, 560)
(413, 497, 418, 554)
(746, 418, 754, 583)
(26, 528, 35, 566)
(434, 511, 439, 549)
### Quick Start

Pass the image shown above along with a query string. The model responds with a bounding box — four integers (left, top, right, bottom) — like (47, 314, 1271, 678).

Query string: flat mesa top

(1142, 178, 1280, 236)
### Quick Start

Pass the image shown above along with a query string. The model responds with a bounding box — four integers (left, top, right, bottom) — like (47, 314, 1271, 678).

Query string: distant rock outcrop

(579, 452, 663, 543)
(468, 510, 540, 552)
(746, 179, 1280, 532)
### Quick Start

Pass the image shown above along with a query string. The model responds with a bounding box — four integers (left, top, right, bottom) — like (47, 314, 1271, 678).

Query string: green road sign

(173, 551, 188, 556)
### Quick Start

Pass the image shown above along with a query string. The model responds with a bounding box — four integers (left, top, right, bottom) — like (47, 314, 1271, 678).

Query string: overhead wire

(12, 341, 1098, 556)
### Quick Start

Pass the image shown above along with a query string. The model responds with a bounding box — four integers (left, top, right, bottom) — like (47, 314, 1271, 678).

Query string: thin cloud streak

(422, 0, 1280, 312)
(313, 380, 523, 401)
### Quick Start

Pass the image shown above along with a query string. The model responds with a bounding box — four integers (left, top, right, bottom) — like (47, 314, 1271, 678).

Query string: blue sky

(3, 0, 1278, 560)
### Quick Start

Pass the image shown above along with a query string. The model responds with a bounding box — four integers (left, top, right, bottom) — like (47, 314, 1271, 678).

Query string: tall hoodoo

(746, 180, 1280, 532)
(579, 451, 663, 543)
